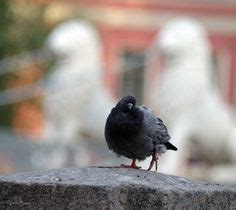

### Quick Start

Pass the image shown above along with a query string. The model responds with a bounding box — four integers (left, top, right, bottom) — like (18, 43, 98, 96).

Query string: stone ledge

(0, 167, 235, 209)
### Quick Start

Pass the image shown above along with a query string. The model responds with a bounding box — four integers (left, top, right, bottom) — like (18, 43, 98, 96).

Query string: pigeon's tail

(164, 142, 177, 151)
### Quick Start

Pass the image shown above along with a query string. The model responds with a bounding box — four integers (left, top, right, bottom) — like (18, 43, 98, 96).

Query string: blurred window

(119, 50, 145, 104)
(211, 51, 222, 90)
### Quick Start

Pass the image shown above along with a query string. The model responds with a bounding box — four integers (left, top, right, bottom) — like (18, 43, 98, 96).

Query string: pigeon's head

(117, 96, 136, 112)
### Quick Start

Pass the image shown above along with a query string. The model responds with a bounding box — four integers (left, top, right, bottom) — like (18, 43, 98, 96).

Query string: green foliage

(0, 0, 13, 58)
(0, 0, 13, 126)
(0, 1, 49, 127)
(7, 3, 49, 54)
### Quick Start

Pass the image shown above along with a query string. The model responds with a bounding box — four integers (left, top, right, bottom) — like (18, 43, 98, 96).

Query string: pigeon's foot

(148, 148, 159, 171)
(120, 159, 141, 169)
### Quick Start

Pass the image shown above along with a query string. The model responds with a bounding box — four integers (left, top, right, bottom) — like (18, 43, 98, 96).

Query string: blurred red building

(76, 0, 236, 105)
(15, 0, 236, 138)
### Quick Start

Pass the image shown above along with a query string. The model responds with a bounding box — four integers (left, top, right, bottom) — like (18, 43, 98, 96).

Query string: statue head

(157, 18, 211, 62)
(46, 19, 102, 63)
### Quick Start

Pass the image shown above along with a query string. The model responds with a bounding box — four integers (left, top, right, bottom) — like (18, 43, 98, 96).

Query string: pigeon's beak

(127, 103, 133, 110)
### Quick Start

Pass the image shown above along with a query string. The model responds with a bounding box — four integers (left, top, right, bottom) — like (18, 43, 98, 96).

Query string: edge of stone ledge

(0, 166, 235, 209)
(0, 166, 234, 189)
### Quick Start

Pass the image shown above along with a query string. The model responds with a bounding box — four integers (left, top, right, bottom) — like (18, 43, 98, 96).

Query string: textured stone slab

(0, 167, 235, 209)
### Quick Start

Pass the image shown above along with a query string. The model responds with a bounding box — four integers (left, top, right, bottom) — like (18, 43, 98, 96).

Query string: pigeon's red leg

(131, 159, 141, 169)
(148, 148, 158, 171)
(155, 155, 159, 171)
(121, 159, 141, 169)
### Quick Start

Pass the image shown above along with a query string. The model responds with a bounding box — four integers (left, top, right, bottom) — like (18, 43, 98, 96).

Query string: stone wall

(0, 167, 235, 209)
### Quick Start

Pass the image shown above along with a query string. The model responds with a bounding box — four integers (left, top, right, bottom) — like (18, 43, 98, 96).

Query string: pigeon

(104, 95, 177, 170)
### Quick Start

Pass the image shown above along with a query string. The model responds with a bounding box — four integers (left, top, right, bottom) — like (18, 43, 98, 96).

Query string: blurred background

(0, 0, 236, 185)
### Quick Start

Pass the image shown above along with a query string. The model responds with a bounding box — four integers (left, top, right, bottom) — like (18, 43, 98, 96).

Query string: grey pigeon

(104, 95, 177, 170)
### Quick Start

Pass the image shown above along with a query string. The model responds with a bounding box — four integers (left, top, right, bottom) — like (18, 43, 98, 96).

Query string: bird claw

(155, 158, 158, 171)
(147, 158, 158, 171)
(120, 164, 141, 169)
(120, 159, 141, 169)
(148, 149, 159, 171)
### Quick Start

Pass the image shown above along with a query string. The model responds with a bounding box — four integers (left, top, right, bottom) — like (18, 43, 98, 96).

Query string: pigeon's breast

(105, 107, 155, 160)
(109, 133, 154, 160)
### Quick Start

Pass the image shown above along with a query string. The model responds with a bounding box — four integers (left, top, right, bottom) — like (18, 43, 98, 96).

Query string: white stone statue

(145, 18, 236, 182)
(41, 20, 115, 168)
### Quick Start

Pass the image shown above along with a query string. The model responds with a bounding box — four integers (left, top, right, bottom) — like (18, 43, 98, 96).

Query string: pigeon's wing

(156, 117, 171, 142)
(155, 117, 177, 151)
(139, 106, 170, 144)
